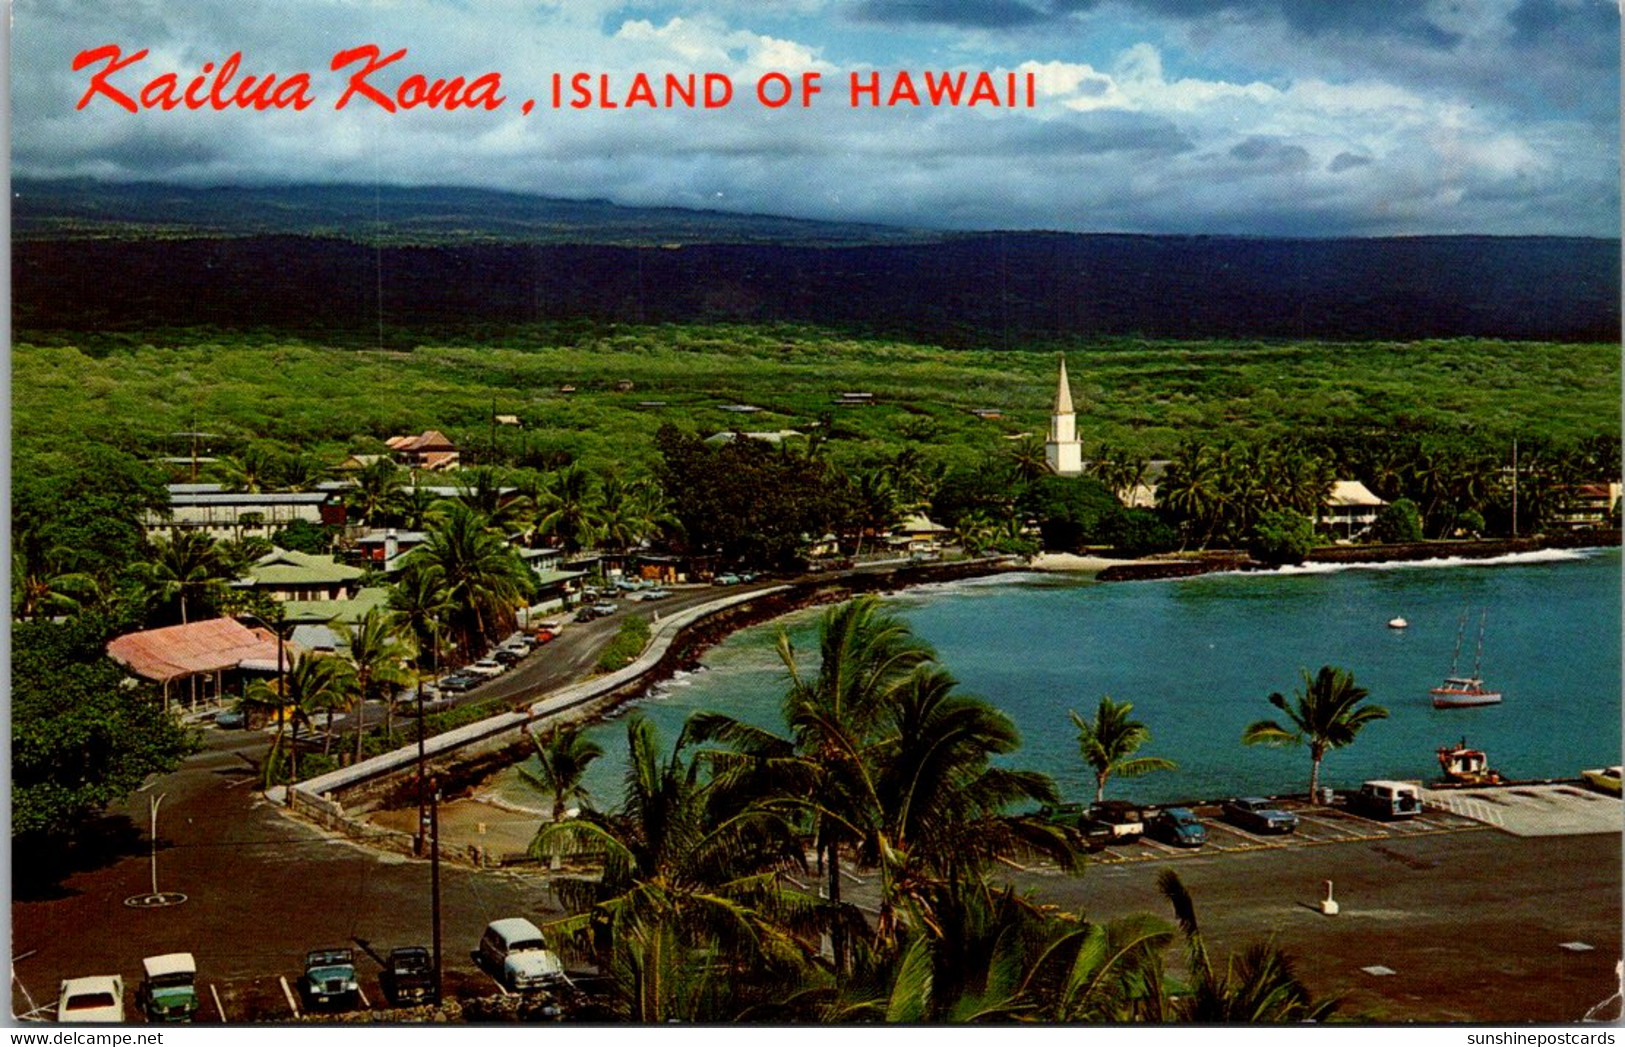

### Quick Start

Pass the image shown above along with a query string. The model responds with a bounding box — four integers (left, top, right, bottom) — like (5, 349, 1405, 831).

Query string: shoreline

(365, 537, 1619, 854)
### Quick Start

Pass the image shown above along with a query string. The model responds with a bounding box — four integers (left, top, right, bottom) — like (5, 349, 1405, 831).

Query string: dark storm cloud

(1227, 135, 1310, 171)
(848, 0, 1056, 29)
(1328, 152, 1373, 174)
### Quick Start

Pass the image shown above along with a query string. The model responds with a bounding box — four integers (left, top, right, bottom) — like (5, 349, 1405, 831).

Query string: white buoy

(1388, 617, 1409, 629)
(1320, 879, 1340, 916)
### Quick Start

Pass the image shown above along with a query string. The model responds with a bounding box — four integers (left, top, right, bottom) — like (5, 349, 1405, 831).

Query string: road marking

(357, 985, 371, 1009)
(279, 975, 301, 1019)
(210, 982, 228, 1022)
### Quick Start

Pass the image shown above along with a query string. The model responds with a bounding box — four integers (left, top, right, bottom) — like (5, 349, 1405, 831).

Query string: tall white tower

(1045, 355, 1083, 476)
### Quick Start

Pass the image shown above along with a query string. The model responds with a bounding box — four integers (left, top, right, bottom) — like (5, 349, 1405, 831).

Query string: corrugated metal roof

(245, 549, 363, 587)
(107, 618, 295, 683)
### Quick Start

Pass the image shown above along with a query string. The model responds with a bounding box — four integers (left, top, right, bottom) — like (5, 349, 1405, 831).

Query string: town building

(1321, 480, 1387, 538)
(107, 617, 295, 710)
(237, 548, 364, 602)
(148, 485, 345, 539)
(385, 430, 460, 471)
(1045, 356, 1084, 476)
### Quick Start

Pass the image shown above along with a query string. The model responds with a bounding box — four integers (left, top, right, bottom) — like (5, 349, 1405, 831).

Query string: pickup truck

(1084, 800, 1147, 842)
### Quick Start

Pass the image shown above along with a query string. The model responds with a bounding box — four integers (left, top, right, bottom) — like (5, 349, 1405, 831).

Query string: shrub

(1373, 498, 1424, 543)
(595, 616, 652, 674)
(1248, 509, 1317, 564)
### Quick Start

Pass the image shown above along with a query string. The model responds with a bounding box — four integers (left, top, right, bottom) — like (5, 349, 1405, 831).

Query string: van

(477, 918, 565, 991)
(138, 953, 199, 1022)
(1351, 780, 1423, 820)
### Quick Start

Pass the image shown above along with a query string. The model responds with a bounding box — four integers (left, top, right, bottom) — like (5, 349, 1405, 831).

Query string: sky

(12, 0, 1621, 236)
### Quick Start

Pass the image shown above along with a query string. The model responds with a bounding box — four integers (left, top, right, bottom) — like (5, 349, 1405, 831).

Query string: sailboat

(1431, 610, 1503, 709)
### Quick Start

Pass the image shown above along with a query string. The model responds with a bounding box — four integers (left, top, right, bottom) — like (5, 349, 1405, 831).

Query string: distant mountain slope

(12, 181, 1620, 343)
(12, 179, 934, 247)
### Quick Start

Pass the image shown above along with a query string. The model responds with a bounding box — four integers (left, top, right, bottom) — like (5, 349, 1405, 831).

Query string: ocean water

(491, 548, 1622, 811)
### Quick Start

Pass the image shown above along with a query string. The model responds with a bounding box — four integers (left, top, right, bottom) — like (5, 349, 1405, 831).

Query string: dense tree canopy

(12, 614, 197, 838)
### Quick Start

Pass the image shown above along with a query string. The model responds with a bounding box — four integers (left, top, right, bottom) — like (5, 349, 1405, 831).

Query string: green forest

(14, 324, 1620, 474)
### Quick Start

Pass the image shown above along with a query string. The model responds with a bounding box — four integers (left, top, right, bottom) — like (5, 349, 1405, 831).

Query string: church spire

(1045, 354, 1083, 475)
(1054, 354, 1075, 416)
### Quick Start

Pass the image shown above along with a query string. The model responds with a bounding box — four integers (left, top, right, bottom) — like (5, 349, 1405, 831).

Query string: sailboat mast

(1473, 610, 1488, 678)
(1448, 610, 1466, 675)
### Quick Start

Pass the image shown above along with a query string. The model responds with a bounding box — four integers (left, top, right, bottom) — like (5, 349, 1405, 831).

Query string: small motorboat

(1387, 617, 1409, 629)
(1437, 738, 1503, 785)
(1582, 766, 1622, 796)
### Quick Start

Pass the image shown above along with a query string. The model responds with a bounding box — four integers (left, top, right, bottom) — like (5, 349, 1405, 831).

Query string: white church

(1044, 355, 1084, 476)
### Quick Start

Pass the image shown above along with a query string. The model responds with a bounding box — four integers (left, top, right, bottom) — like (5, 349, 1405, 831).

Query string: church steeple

(1045, 354, 1083, 475)
(1054, 356, 1075, 416)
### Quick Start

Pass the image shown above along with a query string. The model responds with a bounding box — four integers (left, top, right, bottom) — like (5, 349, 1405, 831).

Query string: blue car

(1147, 807, 1207, 847)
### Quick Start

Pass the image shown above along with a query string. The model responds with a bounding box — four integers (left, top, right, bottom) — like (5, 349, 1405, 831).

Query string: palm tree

(1157, 869, 1340, 1021)
(531, 715, 816, 1021)
(346, 457, 405, 529)
(1006, 437, 1051, 485)
(1070, 696, 1177, 803)
(535, 464, 603, 553)
(1242, 665, 1388, 801)
(245, 652, 354, 779)
(844, 468, 904, 558)
(333, 608, 414, 761)
(387, 562, 452, 672)
(521, 722, 604, 824)
(12, 546, 96, 619)
(405, 502, 535, 653)
(133, 530, 235, 624)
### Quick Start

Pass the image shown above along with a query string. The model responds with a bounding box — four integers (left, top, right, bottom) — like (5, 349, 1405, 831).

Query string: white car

(478, 918, 565, 991)
(466, 658, 508, 678)
(58, 975, 126, 1023)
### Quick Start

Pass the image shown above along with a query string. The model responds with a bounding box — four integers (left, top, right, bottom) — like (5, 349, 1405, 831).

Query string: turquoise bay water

(494, 549, 1622, 810)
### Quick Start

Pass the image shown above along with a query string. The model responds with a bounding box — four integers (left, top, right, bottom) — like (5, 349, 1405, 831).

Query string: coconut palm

(531, 714, 816, 1021)
(1070, 696, 1177, 803)
(535, 464, 603, 552)
(12, 546, 97, 619)
(346, 457, 405, 529)
(1007, 436, 1051, 485)
(333, 608, 414, 761)
(404, 502, 534, 652)
(246, 652, 354, 779)
(1241, 665, 1388, 801)
(386, 561, 452, 672)
(133, 530, 236, 624)
(521, 722, 604, 825)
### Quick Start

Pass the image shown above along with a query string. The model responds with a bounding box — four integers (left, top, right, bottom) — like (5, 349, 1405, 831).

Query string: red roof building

(107, 617, 297, 709)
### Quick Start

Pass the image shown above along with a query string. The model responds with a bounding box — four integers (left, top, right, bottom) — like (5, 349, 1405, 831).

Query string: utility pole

(430, 777, 443, 1004)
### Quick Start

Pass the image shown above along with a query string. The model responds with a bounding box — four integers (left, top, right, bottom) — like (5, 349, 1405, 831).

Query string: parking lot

(1085, 799, 1490, 864)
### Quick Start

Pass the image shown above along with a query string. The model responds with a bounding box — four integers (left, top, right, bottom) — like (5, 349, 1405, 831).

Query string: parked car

(383, 946, 438, 1006)
(1086, 800, 1147, 841)
(1223, 797, 1299, 835)
(438, 673, 477, 694)
(466, 659, 507, 678)
(533, 621, 563, 643)
(493, 648, 523, 667)
(1146, 808, 1208, 848)
(1349, 780, 1423, 820)
(476, 918, 565, 991)
(712, 574, 741, 586)
(214, 708, 248, 730)
(1034, 802, 1112, 851)
(1582, 765, 1622, 796)
(589, 601, 618, 617)
(57, 975, 125, 1023)
(641, 588, 672, 601)
(301, 949, 359, 1009)
(138, 953, 199, 1022)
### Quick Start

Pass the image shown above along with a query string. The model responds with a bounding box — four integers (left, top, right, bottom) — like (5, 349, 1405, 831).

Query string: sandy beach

(1026, 552, 1137, 573)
